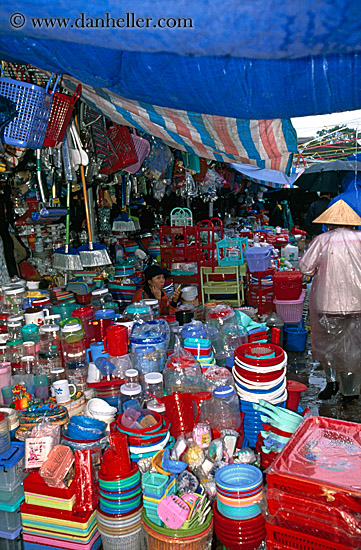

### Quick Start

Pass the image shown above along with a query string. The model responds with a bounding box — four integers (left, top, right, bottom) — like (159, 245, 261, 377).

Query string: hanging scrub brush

(73, 119, 111, 268)
(53, 130, 83, 272)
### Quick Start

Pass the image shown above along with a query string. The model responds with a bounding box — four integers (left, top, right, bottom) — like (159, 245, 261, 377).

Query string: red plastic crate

(273, 270, 303, 300)
(266, 522, 349, 550)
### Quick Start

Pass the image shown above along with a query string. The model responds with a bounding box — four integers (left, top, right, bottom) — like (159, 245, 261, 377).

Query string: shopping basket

(43, 83, 82, 147)
(0, 69, 57, 148)
(123, 128, 150, 174)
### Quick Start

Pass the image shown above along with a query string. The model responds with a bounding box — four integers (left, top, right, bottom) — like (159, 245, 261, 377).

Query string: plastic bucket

(283, 326, 308, 352)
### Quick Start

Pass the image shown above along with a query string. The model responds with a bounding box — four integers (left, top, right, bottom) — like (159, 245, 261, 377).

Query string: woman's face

(150, 274, 165, 290)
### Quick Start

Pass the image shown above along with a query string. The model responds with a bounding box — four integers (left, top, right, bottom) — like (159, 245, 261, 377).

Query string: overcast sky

(292, 109, 361, 138)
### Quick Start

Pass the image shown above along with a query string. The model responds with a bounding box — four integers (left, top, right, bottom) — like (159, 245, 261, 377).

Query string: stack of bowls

(233, 343, 288, 446)
(213, 501, 265, 550)
(99, 462, 142, 517)
(86, 398, 117, 429)
(215, 464, 263, 521)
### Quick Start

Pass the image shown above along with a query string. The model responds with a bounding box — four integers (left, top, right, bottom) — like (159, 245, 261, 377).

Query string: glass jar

(3, 287, 25, 314)
(210, 385, 241, 431)
(7, 313, 24, 326)
(6, 319, 22, 341)
(6, 339, 23, 374)
(118, 383, 143, 413)
(22, 341, 38, 358)
(143, 372, 164, 404)
(140, 299, 160, 319)
(91, 288, 113, 311)
(20, 355, 35, 375)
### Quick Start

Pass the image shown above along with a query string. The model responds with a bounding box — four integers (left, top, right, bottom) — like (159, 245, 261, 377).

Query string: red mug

(103, 325, 128, 357)
(93, 318, 113, 343)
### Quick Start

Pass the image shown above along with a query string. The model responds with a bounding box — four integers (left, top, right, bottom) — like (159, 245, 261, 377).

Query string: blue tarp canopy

(0, 1, 361, 119)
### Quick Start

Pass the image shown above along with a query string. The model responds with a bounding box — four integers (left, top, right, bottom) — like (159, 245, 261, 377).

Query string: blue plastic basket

(0, 69, 58, 148)
(217, 237, 248, 266)
(244, 247, 272, 272)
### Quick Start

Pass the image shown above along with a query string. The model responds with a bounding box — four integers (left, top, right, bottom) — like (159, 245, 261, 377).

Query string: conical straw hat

(313, 199, 361, 226)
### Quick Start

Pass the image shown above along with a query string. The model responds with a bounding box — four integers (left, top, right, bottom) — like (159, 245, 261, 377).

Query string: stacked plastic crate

(265, 416, 361, 550)
(0, 442, 26, 550)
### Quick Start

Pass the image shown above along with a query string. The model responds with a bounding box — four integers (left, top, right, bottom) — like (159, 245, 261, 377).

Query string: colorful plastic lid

(94, 309, 115, 320)
(22, 324, 39, 335)
(213, 385, 235, 398)
(39, 324, 60, 333)
(92, 288, 109, 296)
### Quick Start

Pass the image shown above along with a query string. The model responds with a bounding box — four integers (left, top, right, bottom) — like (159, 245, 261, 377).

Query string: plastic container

(6, 340, 23, 374)
(141, 299, 160, 319)
(274, 291, 305, 323)
(61, 320, 86, 367)
(273, 270, 303, 301)
(39, 323, 60, 352)
(69, 307, 94, 349)
(21, 324, 40, 345)
(119, 384, 143, 413)
(244, 247, 272, 272)
(0, 527, 23, 550)
(19, 355, 35, 375)
(0, 485, 24, 531)
(5, 320, 22, 342)
(91, 288, 113, 311)
(2, 288, 25, 314)
(0, 412, 10, 454)
(283, 324, 308, 352)
(125, 303, 153, 323)
(210, 385, 241, 431)
(0, 442, 25, 491)
(207, 304, 248, 363)
(143, 372, 164, 404)
(0, 363, 11, 406)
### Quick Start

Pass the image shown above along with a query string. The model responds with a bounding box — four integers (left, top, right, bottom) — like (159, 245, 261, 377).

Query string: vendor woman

(131, 265, 181, 315)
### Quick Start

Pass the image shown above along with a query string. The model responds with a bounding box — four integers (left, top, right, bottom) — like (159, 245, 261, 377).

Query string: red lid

(0, 412, 5, 422)
(193, 391, 212, 402)
(72, 307, 93, 318)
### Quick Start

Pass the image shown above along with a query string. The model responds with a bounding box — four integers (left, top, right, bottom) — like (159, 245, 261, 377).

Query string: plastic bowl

(215, 464, 263, 492)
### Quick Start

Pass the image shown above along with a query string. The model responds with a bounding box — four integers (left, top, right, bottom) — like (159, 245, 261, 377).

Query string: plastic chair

(201, 265, 245, 307)
(170, 208, 193, 227)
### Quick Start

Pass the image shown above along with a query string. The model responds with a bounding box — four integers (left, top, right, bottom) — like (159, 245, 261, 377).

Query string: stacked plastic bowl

(233, 343, 288, 446)
(214, 464, 265, 550)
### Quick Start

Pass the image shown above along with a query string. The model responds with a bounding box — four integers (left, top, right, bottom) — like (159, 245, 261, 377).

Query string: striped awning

(64, 76, 297, 173)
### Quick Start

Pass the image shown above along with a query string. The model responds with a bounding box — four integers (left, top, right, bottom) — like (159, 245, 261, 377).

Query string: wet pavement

(287, 337, 361, 422)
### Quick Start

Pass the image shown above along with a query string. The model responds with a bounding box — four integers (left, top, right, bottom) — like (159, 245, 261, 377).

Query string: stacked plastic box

(265, 416, 361, 550)
(21, 472, 101, 550)
(0, 442, 26, 550)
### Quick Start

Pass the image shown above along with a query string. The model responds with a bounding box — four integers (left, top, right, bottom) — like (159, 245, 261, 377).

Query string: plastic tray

(266, 522, 349, 550)
(23, 472, 75, 510)
(0, 443, 25, 491)
(267, 416, 361, 502)
(23, 530, 101, 550)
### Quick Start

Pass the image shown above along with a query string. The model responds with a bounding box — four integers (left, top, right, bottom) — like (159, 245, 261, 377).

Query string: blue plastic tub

(283, 325, 308, 352)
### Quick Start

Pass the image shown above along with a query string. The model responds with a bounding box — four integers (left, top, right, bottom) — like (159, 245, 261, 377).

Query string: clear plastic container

(143, 372, 164, 404)
(2, 288, 25, 314)
(140, 298, 160, 319)
(91, 288, 113, 311)
(125, 369, 139, 384)
(203, 366, 235, 393)
(6, 341, 23, 375)
(72, 307, 94, 348)
(61, 320, 87, 392)
(0, 364, 11, 406)
(0, 413, 10, 455)
(124, 302, 153, 322)
(207, 304, 248, 363)
(210, 385, 241, 431)
(131, 346, 164, 376)
(19, 355, 35, 375)
(39, 324, 61, 353)
(5, 320, 22, 341)
(163, 344, 203, 395)
(118, 383, 143, 413)
(21, 324, 40, 344)
(0, 486, 24, 532)
(0, 442, 25, 491)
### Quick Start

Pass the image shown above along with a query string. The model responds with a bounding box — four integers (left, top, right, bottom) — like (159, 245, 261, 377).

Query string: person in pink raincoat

(299, 200, 361, 402)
